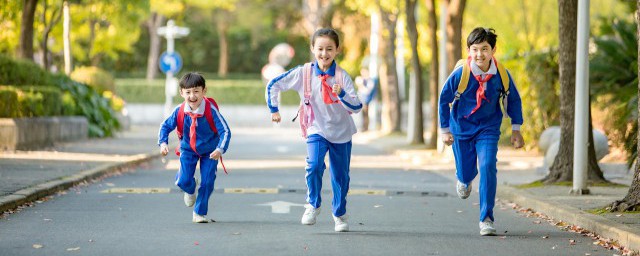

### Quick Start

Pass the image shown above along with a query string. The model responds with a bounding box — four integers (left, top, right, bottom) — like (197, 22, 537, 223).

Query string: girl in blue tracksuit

(158, 72, 231, 223)
(439, 28, 524, 236)
(266, 28, 362, 232)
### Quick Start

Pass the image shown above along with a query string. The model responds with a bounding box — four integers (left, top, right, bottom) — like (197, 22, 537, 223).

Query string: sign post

(158, 20, 189, 118)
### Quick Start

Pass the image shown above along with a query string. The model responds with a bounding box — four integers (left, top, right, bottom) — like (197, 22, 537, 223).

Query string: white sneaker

(192, 212, 210, 223)
(456, 181, 471, 199)
(333, 215, 349, 232)
(479, 219, 496, 236)
(183, 178, 199, 207)
(301, 204, 320, 225)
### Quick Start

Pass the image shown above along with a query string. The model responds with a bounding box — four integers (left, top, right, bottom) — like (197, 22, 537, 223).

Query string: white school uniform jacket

(266, 61, 363, 144)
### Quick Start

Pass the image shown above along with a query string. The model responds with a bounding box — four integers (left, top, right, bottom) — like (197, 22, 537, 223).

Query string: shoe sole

(480, 230, 496, 236)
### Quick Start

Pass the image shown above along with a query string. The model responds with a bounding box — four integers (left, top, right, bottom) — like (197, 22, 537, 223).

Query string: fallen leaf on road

(472, 203, 480, 206)
(569, 239, 576, 245)
(88, 239, 94, 243)
(106, 183, 115, 187)
(33, 244, 43, 249)
(533, 220, 541, 224)
(500, 236, 506, 239)
(542, 235, 549, 239)
(66, 247, 80, 251)
(456, 210, 463, 213)
(615, 214, 622, 217)
(232, 232, 241, 235)
(43, 219, 52, 221)
(551, 245, 557, 250)
(194, 242, 199, 245)
(374, 205, 383, 208)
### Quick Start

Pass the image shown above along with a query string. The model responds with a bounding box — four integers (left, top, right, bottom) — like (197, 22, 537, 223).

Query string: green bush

(0, 55, 51, 87)
(61, 91, 77, 115)
(71, 66, 116, 93)
(115, 78, 300, 105)
(0, 86, 19, 117)
(18, 86, 62, 117)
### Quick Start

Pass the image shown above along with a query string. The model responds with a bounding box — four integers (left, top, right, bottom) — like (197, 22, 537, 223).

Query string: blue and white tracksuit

(158, 100, 231, 216)
(439, 59, 523, 222)
(266, 61, 362, 217)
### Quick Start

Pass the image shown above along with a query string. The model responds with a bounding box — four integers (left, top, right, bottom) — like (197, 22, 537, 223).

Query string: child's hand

(511, 130, 525, 149)
(442, 133, 454, 146)
(332, 84, 342, 95)
(210, 150, 221, 160)
(160, 143, 169, 156)
(271, 112, 281, 123)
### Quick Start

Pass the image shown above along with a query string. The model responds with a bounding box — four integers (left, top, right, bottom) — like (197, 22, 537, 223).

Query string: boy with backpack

(159, 72, 231, 223)
(439, 27, 524, 236)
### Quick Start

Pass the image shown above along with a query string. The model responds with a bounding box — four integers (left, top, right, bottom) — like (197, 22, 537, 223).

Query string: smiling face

(311, 36, 339, 71)
(467, 41, 496, 72)
(180, 86, 207, 110)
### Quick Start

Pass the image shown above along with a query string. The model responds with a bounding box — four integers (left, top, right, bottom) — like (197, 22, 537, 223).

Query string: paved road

(0, 127, 617, 255)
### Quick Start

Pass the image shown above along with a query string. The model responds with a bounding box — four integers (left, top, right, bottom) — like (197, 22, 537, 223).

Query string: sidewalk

(357, 130, 639, 254)
(0, 125, 161, 213)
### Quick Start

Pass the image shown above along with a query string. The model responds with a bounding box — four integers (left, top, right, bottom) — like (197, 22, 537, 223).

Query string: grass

(587, 207, 640, 215)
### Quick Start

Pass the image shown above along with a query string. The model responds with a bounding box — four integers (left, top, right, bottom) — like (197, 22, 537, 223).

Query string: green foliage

(0, 55, 51, 86)
(115, 77, 300, 105)
(500, 50, 560, 148)
(0, 54, 119, 137)
(71, 66, 116, 93)
(590, 18, 638, 167)
(0, 86, 20, 117)
(18, 86, 63, 117)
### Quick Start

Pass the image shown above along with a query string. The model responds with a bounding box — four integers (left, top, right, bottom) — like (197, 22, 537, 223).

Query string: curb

(497, 185, 640, 252)
(0, 152, 161, 214)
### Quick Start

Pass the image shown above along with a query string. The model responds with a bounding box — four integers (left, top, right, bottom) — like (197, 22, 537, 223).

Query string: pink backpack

(294, 62, 344, 138)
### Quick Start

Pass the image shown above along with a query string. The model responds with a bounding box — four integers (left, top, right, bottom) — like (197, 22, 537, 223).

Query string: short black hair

(311, 28, 340, 48)
(179, 72, 206, 89)
(467, 27, 497, 49)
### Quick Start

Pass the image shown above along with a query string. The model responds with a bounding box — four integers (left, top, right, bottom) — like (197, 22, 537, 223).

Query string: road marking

(257, 201, 305, 214)
(348, 189, 386, 196)
(224, 188, 279, 194)
(101, 188, 171, 194)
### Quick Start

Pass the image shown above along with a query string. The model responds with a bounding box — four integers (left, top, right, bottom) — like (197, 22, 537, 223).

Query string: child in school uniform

(439, 27, 524, 236)
(158, 72, 231, 223)
(266, 28, 362, 232)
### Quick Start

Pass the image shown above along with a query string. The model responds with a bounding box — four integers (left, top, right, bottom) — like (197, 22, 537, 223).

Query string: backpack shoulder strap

(494, 58, 510, 93)
(455, 58, 470, 100)
(302, 62, 313, 100)
(335, 64, 344, 88)
(176, 103, 186, 139)
(203, 98, 218, 134)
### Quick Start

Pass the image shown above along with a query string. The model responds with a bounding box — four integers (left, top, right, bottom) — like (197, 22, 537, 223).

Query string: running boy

(158, 72, 231, 223)
(266, 28, 362, 232)
(439, 27, 524, 236)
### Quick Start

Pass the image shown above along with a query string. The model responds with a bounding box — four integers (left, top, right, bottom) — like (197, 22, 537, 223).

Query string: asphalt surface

(0, 126, 623, 256)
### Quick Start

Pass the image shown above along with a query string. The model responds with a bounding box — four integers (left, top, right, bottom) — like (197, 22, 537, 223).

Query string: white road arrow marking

(257, 201, 305, 214)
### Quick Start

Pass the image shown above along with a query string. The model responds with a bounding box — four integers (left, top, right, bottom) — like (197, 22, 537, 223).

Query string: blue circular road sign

(159, 52, 183, 74)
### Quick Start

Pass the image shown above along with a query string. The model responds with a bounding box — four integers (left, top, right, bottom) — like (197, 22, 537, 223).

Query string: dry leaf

(569, 239, 576, 245)
(66, 247, 80, 251)
(533, 220, 541, 224)
(456, 210, 463, 213)
(194, 242, 199, 245)
(232, 232, 241, 235)
(542, 235, 549, 239)
(374, 205, 383, 208)
(615, 214, 622, 217)
(32, 244, 43, 249)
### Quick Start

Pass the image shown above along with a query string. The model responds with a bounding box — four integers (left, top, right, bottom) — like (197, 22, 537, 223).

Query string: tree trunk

(63, 0, 72, 75)
(444, 0, 466, 73)
(425, 0, 438, 149)
(587, 104, 607, 183)
(406, 0, 424, 144)
(609, 0, 640, 212)
(18, 0, 39, 61)
(378, 1, 401, 133)
(542, 0, 578, 184)
(146, 13, 164, 81)
(40, 0, 61, 70)
(216, 10, 229, 77)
